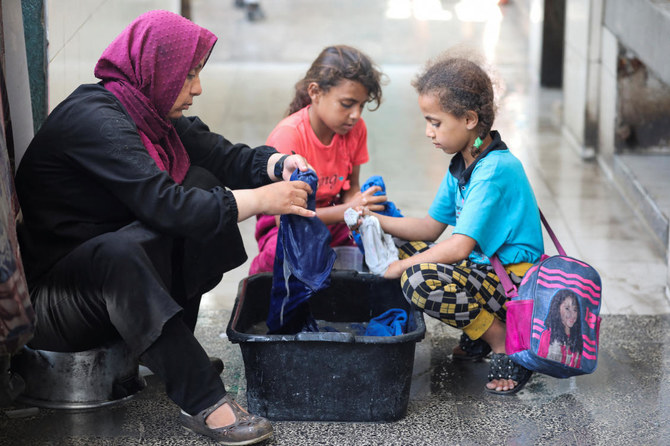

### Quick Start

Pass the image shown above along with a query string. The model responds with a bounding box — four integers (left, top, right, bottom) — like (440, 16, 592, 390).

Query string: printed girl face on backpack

(505, 254, 601, 379)
(538, 290, 583, 368)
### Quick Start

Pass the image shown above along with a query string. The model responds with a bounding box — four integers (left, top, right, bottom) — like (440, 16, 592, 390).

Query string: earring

(471, 136, 484, 157)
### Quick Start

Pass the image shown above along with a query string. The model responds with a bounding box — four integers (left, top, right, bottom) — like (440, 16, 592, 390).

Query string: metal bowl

(11, 340, 145, 410)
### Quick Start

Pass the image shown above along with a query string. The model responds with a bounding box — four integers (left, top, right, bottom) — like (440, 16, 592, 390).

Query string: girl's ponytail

(288, 80, 312, 115)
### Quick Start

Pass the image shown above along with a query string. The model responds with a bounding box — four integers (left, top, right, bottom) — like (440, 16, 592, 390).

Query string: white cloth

(344, 208, 398, 276)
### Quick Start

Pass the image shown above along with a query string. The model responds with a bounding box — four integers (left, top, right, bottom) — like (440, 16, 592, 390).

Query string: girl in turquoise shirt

(361, 53, 543, 395)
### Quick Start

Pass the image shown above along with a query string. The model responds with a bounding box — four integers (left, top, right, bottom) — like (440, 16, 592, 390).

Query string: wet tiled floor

(2, 0, 670, 445)
(3, 313, 670, 445)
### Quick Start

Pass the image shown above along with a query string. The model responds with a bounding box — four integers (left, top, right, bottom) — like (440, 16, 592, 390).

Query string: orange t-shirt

(266, 106, 369, 208)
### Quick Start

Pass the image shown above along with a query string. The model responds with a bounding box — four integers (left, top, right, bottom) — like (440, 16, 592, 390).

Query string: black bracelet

(273, 154, 289, 179)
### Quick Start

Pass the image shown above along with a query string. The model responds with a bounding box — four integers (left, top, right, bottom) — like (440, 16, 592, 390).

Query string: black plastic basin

(226, 271, 426, 422)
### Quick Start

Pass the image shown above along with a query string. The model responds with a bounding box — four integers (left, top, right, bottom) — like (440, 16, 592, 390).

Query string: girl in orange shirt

(250, 45, 387, 274)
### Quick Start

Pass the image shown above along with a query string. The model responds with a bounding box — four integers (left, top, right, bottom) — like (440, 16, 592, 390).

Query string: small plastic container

(332, 246, 365, 272)
(226, 271, 425, 421)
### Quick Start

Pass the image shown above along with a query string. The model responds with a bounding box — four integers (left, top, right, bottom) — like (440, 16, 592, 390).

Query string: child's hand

(383, 259, 406, 279)
(343, 207, 363, 230)
(347, 205, 373, 230)
(346, 186, 387, 212)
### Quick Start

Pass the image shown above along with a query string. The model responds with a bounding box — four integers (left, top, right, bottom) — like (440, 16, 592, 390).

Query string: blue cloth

(364, 308, 407, 337)
(266, 169, 336, 334)
(352, 176, 403, 253)
(428, 132, 543, 265)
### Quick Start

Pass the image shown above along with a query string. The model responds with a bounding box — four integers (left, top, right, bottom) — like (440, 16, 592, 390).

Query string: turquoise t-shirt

(428, 134, 543, 265)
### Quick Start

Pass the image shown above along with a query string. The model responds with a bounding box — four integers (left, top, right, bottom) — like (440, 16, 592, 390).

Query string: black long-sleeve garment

(16, 83, 276, 286)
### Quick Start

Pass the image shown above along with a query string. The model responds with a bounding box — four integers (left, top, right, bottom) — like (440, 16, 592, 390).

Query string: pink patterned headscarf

(94, 10, 217, 183)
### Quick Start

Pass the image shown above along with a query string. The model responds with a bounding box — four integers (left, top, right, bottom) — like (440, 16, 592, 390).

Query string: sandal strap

(458, 333, 492, 356)
(193, 394, 262, 428)
(193, 393, 233, 421)
(488, 353, 531, 382)
(180, 393, 273, 442)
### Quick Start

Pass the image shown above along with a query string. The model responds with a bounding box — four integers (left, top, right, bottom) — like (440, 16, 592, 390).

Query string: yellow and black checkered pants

(397, 241, 522, 340)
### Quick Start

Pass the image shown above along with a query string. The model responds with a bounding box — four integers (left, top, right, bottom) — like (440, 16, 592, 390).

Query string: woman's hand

(281, 154, 313, 180)
(261, 180, 314, 216)
(345, 186, 387, 212)
(233, 180, 316, 221)
(269, 153, 314, 181)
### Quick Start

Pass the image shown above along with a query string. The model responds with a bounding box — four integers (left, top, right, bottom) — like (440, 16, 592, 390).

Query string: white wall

(561, 0, 603, 160)
(597, 26, 617, 171)
(2, 0, 34, 169)
(46, 0, 181, 110)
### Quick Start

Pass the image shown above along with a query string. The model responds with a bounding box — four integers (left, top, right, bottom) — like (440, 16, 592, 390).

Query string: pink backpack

(492, 211, 602, 378)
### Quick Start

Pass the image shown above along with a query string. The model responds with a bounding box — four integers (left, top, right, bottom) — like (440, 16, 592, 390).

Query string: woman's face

(168, 57, 206, 119)
(559, 297, 579, 331)
(310, 79, 368, 136)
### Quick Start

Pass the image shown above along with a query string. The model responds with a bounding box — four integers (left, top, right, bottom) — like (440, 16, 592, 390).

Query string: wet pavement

(2, 0, 670, 444)
(3, 312, 670, 445)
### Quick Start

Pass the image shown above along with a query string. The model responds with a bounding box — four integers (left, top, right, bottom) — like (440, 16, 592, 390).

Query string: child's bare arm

(383, 234, 476, 279)
(375, 213, 446, 242)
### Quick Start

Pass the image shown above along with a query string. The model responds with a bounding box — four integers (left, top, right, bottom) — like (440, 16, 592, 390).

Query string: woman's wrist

(273, 154, 289, 180)
(267, 153, 285, 180)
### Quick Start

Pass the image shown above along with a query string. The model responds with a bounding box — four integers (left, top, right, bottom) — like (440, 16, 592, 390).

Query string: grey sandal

(179, 394, 273, 445)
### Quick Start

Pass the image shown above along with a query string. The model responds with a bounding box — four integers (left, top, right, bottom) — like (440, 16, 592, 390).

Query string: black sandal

(486, 353, 532, 395)
(452, 332, 492, 361)
(179, 394, 273, 445)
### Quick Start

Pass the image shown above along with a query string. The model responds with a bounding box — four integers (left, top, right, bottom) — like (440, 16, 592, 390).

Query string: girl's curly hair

(412, 53, 496, 157)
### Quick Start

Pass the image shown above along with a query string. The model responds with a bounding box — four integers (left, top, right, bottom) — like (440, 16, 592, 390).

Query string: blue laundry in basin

(365, 309, 408, 336)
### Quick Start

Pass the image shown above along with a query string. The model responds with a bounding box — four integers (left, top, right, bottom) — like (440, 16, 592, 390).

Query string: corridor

(2, 1, 669, 445)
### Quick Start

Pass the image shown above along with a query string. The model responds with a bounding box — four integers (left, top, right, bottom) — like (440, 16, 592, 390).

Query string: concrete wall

(601, 1, 670, 263)
(564, 0, 670, 297)
(604, 0, 670, 87)
(563, 0, 670, 158)
(597, 26, 617, 170)
(2, 0, 35, 170)
(564, 0, 670, 168)
(45, 0, 180, 110)
(561, 0, 603, 160)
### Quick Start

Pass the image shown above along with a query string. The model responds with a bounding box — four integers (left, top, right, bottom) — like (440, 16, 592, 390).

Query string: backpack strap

(491, 208, 564, 299)
(491, 255, 518, 298)
(539, 209, 566, 256)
